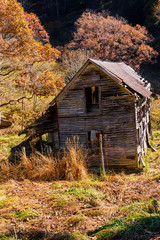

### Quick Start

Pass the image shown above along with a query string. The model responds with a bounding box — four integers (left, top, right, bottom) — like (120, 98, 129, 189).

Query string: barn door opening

(88, 130, 105, 173)
(88, 130, 100, 149)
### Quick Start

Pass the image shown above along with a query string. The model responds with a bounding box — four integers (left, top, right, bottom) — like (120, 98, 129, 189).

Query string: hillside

(0, 98, 160, 239)
(0, 164, 160, 239)
(19, 0, 160, 47)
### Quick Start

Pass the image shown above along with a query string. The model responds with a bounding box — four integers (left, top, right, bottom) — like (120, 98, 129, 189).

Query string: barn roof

(54, 59, 151, 102)
(90, 59, 151, 98)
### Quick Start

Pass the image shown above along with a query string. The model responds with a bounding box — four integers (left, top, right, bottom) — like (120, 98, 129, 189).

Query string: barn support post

(100, 132, 106, 175)
(22, 146, 26, 157)
(39, 134, 44, 154)
(51, 132, 56, 152)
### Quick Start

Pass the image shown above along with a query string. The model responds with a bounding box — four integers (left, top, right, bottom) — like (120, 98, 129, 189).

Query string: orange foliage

(15, 70, 65, 96)
(0, 0, 59, 61)
(25, 12, 49, 43)
(67, 11, 158, 69)
(0, 0, 63, 97)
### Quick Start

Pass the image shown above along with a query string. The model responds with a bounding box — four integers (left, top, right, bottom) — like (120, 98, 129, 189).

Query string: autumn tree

(15, 65, 65, 97)
(154, 0, 160, 25)
(0, 0, 64, 103)
(61, 48, 93, 83)
(24, 12, 49, 43)
(67, 11, 158, 69)
(0, 0, 56, 62)
(0, 0, 65, 129)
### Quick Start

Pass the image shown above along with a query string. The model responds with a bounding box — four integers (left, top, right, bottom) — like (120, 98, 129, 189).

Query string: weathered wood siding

(135, 98, 151, 165)
(57, 63, 138, 168)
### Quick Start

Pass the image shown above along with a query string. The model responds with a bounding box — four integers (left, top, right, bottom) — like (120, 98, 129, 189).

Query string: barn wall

(135, 98, 151, 165)
(57, 63, 138, 168)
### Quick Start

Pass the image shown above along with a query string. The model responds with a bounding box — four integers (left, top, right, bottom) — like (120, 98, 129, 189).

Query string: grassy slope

(0, 172, 160, 239)
(0, 131, 25, 160)
(0, 98, 160, 239)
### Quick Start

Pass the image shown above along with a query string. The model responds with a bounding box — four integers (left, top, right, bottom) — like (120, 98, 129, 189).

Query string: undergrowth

(0, 138, 88, 181)
(151, 96, 160, 130)
(91, 198, 160, 240)
(0, 98, 160, 239)
(0, 175, 160, 239)
(0, 133, 25, 159)
(1, 198, 159, 240)
(67, 214, 86, 227)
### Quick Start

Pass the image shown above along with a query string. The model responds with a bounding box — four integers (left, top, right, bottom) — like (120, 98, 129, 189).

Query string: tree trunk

(56, 0, 60, 17)
(100, 133, 106, 175)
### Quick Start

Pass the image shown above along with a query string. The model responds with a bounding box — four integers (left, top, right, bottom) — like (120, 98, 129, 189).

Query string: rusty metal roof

(90, 59, 151, 98)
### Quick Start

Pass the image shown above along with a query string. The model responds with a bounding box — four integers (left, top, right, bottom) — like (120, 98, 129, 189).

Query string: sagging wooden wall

(136, 98, 151, 166)
(56, 63, 138, 168)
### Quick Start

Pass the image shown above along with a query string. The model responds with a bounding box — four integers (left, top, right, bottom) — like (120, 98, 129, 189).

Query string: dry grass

(67, 214, 86, 227)
(151, 96, 160, 130)
(56, 138, 88, 181)
(14, 152, 56, 181)
(0, 97, 160, 239)
(0, 138, 88, 182)
(0, 175, 160, 239)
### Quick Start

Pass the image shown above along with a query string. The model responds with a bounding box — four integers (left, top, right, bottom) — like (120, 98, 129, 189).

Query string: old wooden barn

(20, 59, 152, 168)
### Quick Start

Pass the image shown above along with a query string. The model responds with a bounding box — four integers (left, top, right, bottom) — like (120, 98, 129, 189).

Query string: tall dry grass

(56, 138, 87, 181)
(0, 138, 88, 182)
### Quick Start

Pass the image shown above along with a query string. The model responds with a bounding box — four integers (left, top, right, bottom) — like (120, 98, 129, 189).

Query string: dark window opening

(126, 156, 135, 160)
(85, 86, 99, 113)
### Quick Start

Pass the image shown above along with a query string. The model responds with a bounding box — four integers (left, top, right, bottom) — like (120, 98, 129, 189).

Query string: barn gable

(54, 59, 151, 104)
(57, 62, 131, 118)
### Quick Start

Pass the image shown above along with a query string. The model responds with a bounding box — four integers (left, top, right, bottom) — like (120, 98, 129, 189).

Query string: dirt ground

(0, 173, 160, 239)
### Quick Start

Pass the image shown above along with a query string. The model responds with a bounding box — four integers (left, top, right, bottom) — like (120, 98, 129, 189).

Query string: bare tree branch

(0, 69, 16, 76)
(0, 94, 33, 107)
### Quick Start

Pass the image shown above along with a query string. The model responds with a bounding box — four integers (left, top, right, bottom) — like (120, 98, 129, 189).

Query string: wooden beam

(39, 134, 44, 154)
(100, 132, 106, 175)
